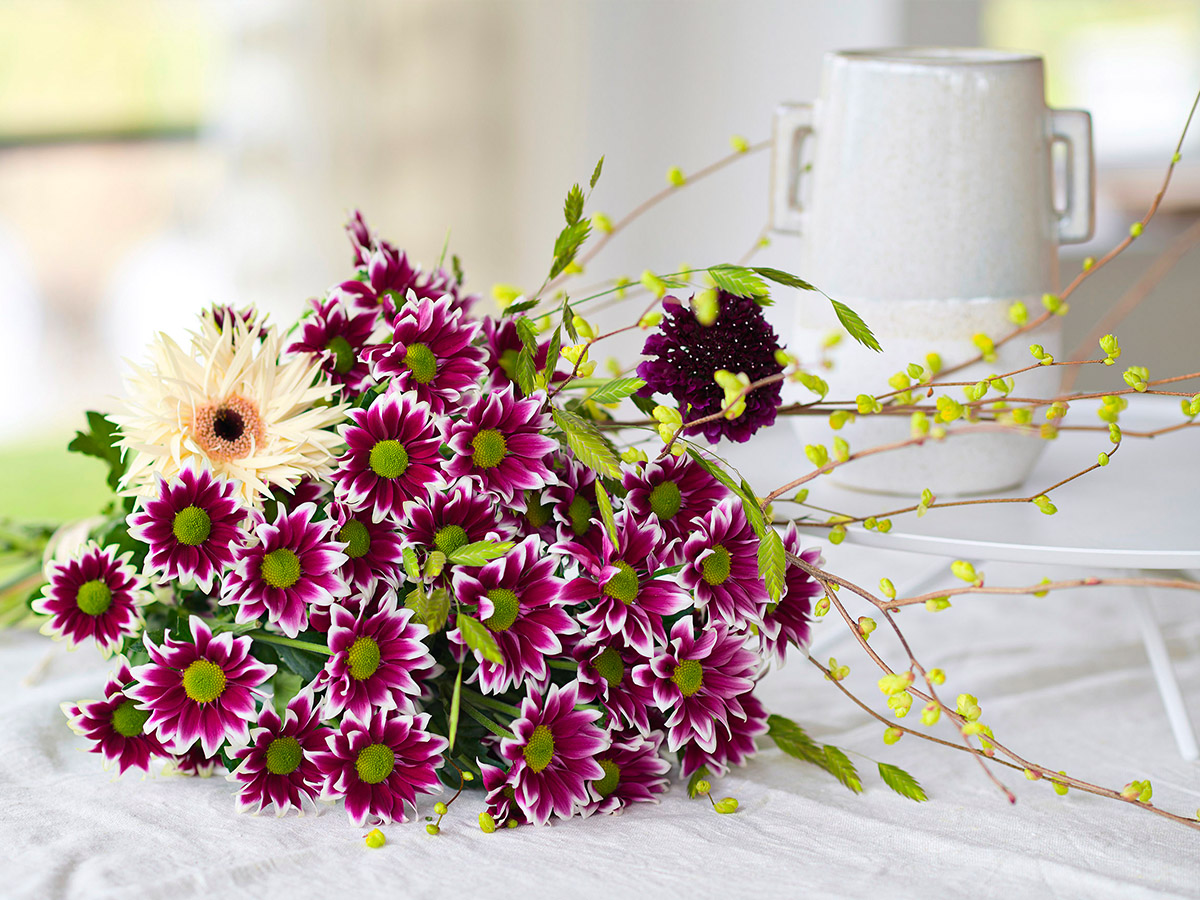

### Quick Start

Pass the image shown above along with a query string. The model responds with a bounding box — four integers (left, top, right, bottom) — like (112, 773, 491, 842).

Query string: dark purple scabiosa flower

(572, 636, 657, 735)
(286, 296, 377, 394)
(369, 295, 487, 414)
(396, 480, 510, 561)
(582, 729, 671, 816)
(449, 536, 572, 695)
(128, 616, 276, 757)
(480, 761, 527, 828)
(61, 658, 170, 775)
(220, 502, 349, 638)
(636, 292, 785, 444)
(313, 594, 434, 719)
(127, 466, 247, 593)
(333, 391, 447, 523)
(444, 385, 558, 507)
(558, 512, 691, 657)
(622, 454, 730, 553)
(34, 542, 149, 656)
(314, 707, 447, 826)
(678, 689, 769, 779)
(228, 688, 332, 816)
(499, 681, 609, 826)
(632, 615, 757, 753)
(167, 745, 226, 777)
(759, 523, 821, 666)
(678, 499, 768, 631)
(328, 502, 406, 596)
(542, 455, 606, 555)
(479, 316, 565, 397)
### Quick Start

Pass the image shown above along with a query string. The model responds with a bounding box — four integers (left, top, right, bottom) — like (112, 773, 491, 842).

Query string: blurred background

(1, 0, 1199, 523)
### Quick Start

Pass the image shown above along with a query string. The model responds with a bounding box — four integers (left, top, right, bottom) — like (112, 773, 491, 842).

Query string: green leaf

(562, 297, 579, 342)
(687, 449, 742, 496)
(767, 714, 826, 766)
(740, 478, 767, 538)
(271, 670, 304, 716)
(272, 642, 325, 682)
(590, 155, 605, 190)
(823, 745, 864, 793)
(564, 183, 585, 226)
(515, 316, 539, 355)
(630, 393, 659, 416)
(594, 481, 618, 544)
(758, 527, 786, 604)
(687, 765, 711, 798)
(515, 348, 537, 396)
(502, 297, 539, 317)
(68, 411, 126, 492)
(708, 264, 768, 299)
(405, 585, 451, 634)
(543, 326, 562, 381)
(457, 613, 503, 664)
(448, 663, 463, 750)
(551, 408, 622, 479)
(588, 377, 646, 405)
(753, 266, 815, 292)
(878, 762, 927, 802)
(451, 253, 465, 287)
(448, 540, 515, 567)
(402, 546, 421, 582)
(549, 220, 592, 279)
(831, 299, 882, 352)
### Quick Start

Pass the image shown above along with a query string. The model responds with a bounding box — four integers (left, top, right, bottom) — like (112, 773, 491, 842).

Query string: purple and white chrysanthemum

(313, 595, 434, 719)
(286, 296, 377, 394)
(622, 454, 730, 552)
(444, 385, 558, 507)
(678, 499, 768, 631)
(449, 536, 572, 695)
(34, 541, 149, 655)
(582, 729, 671, 816)
(61, 658, 169, 775)
(368, 295, 487, 414)
(220, 503, 349, 638)
(335, 244, 424, 324)
(480, 761, 527, 828)
(396, 480, 510, 562)
(572, 636, 657, 735)
(479, 316, 564, 396)
(499, 681, 609, 826)
(328, 502, 406, 595)
(228, 688, 332, 816)
(679, 689, 768, 779)
(314, 707, 447, 826)
(559, 512, 691, 656)
(128, 617, 276, 756)
(542, 455, 606, 554)
(333, 391, 446, 522)
(632, 615, 757, 753)
(167, 745, 226, 776)
(759, 523, 821, 666)
(127, 466, 247, 593)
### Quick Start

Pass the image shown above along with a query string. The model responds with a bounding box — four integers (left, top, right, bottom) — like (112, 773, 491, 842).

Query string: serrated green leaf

(831, 299, 882, 352)
(451, 253, 465, 287)
(550, 220, 592, 279)
(68, 411, 126, 492)
(767, 714, 826, 766)
(590, 155, 604, 189)
(878, 762, 927, 802)
(272, 642, 325, 682)
(562, 297, 579, 342)
(708, 264, 769, 299)
(271, 670, 304, 716)
(758, 527, 785, 604)
(823, 745, 863, 793)
(543, 326, 562, 381)
(753, 266, 815, 291)
(740, 478, 767, 538)
(630, 393, 658, 416)
(448, 541, 515, 567)
(448, 663, 463, 750)
(588, 377, 646, 404)
(687, 449, 744, 497)
(457, 613, 503, 664)
(687, 765, 711, 798)
(551, 408, 622, 479)
(405, 585, 451, 634)
(594, 481, 617, 544)
(402, 546, 421, 582)
(564, 183, 585, 225)
(515, 348, 537, 396)
(515, 316, 539, 355)
(502, 297, 539, 317)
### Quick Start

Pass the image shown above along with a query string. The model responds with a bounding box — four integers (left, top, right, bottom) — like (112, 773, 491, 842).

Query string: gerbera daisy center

(347, 635, 382, 680)
(326, 335, 356, 375)
(649, 480, 683, 520)
(603, 561, 640, 605)
(483, 588, 520, 632)
(523, 724, 555, 773)
(471, 429, 508, 469)
(568, 495, 593, 536)
(701, 545, 732, 586)
(182, 658, 227, 703)
(593, 758, 621, 797)
(404, 342, 438, 384)
(265, 735, 303, 775)
(355, 742, 395, 784)
(110, 698, 150, 737)
(192, 395, 264, 462)
(369, 439, 410, 478)
(75, 579, 113, 616)
(260, 548, 302, 589)
(593, 647, 625, 688)
(172, 505, 213, 546)
(433, 524, 469, 556)
(671, 658, 704, 697)
(337, 519, 372, 559)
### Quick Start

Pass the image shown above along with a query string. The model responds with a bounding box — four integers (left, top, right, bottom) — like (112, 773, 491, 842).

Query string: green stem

(460, 686, 521, 718)
(547, 659, 578, 672)
(248, 631, 333, 656)
(461, 703, 517, 740)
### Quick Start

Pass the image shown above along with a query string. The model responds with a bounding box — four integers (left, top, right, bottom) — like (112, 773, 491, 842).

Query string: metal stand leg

(1132, 575, 1198, 761)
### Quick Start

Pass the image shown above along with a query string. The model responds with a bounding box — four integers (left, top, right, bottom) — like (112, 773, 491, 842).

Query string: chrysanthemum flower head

(678, 689, 768, 779)
(286, 296, 378, 395)
(326, 502, 406, 595)
(678, 498, 768, 630)
(542, 455, 606, 554)
(396, 479, 511, 568)
(759, 523, 821, 666)
(622, 454, 730, 553)
(61, 657, 169, 775)
(582, 729, 671, 816)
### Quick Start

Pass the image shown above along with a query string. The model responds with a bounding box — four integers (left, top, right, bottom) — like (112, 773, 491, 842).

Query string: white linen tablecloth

(4, 545, 1199, 900)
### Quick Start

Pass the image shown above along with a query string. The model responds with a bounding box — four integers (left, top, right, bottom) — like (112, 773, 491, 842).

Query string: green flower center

(471, 429, 508, 469)
(404, 343, 438, 385)
(483, 588, 520, 632)
(433, 525, 469, 556)
(326, 335, 356, 375)
(603, 561, 640, 605)
(260, 548, 302, 589)
(347, 635, 382, 680)
(172, 505, 212, 546)
(701, 545, 732, 586)
(369, 439, 410, 479)
(568, 495, 593, 536)
(523, 724, 555, 774)
(593, 758, 621, 797)
(182, 658, 227, 704)
(75, 579, 112, 616)
(355, 743, 395, 784)
(265, 735, 303, 775)
(110, 698, 150, 737)
(648, 480, 683, 520)
(671, 659, 704, 698)
(337, 519, 371, 559)
(524, 492, 552, 529)
(593, 647, 625, 688)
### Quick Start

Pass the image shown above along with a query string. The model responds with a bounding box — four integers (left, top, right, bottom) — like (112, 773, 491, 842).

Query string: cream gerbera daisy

(113, 315, 348, 507)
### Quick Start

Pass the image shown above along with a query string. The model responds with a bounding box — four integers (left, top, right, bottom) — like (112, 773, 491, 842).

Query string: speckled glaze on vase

(772, 48, 1094, 496)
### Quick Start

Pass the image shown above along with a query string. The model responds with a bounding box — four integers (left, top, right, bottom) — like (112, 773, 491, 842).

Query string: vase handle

(770, 102, 814, 235)
(1049, 108, 1095, 244)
